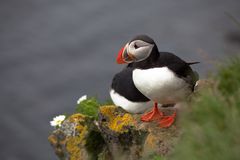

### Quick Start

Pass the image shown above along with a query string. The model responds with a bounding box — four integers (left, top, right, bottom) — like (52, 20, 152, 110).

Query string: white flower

(50, 115, 66, 127)
(77, 95, 87, 104)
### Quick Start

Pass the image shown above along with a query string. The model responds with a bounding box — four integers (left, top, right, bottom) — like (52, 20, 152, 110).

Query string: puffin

(110, 35, 199, 127)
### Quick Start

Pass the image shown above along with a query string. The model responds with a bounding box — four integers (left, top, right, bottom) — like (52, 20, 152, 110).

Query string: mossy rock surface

(135, 107, 180, 158)
(98, 105, 136, 133)
(49, 105, 182, 160)
(98, 105, 148, 160)
(48, 113, 107, 160)
(51, 95, 222, 160)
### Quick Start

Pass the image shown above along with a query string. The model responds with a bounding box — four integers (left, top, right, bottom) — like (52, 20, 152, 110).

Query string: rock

(137, 107, 180, 157)
(97, 105, 148, 160)
(49, 105, 181, 159)
(48, 113, 108, 160)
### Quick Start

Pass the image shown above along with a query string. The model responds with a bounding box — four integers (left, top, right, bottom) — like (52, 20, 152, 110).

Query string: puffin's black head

(117, 35, 158, 64)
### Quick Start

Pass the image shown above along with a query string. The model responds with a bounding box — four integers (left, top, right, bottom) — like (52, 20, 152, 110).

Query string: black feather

(187, 62, 200, 65)
(111, 67, 150, 102)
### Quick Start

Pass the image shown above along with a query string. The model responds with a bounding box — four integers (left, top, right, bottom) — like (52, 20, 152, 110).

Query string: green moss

(85, 130, 106, 160)
(76, 97, 100, 118)
(76, 97, 114, 119)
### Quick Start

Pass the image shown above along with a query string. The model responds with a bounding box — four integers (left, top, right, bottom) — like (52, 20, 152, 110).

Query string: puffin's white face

(117, 40, 154, 64)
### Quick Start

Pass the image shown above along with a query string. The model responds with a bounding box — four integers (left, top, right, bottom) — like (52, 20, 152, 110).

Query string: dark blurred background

(1, 0, 240, 159)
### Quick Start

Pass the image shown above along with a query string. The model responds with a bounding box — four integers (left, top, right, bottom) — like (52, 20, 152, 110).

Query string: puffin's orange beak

(116, 46, 126, 64)
(116, 44, 136, 64)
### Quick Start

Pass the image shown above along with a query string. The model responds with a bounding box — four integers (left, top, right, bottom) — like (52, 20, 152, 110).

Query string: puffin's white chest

(132, 67, 191, 104)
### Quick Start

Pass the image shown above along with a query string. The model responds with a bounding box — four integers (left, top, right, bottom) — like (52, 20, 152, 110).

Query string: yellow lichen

(100, 105, 135, 133)
(66, 136, 82, 160)
(68, 113, 86, 123)
(99, 105, 116, 119)
(65, 114, 89, 160)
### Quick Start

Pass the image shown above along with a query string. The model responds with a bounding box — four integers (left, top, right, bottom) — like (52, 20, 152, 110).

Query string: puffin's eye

(134, 43, 139, 49)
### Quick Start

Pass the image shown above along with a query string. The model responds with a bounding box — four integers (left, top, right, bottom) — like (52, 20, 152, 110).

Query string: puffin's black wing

(158, 52, 199, 90)
(111, 67, 149, 102)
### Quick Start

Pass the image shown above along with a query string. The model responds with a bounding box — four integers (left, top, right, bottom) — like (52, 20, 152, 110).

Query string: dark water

(1, 0, 240, 159)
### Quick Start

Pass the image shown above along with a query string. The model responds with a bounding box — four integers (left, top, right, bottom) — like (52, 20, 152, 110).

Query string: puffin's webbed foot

(158, 111, 176, 128)
(141, 102, 163, 122)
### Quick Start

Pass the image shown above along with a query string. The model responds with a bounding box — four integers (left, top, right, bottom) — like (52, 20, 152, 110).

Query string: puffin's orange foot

(159, 111, 176, 128)
(141, 110, 163, 122)
(141, 103, 163, 122)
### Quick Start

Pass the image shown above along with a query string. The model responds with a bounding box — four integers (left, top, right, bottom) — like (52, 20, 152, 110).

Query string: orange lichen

(100, 105, 135, 133)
